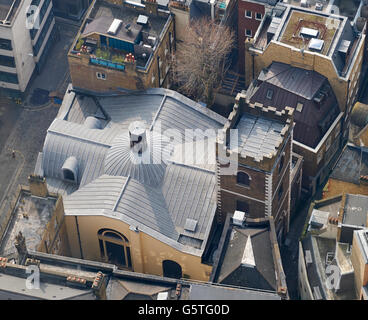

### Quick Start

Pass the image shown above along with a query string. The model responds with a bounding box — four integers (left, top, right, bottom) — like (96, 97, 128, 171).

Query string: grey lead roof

(40, 87, 226, 255)
(230, 114, 285, 161)
(258, 62, 326, 100)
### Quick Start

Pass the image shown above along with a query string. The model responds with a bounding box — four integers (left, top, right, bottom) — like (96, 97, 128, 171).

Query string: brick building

(244, 4, 366, 145)
(237, 0, 277, 73)
(68, 0, 175, 93)
(216, 91, 294, 241)
(246, 62, 344, 194)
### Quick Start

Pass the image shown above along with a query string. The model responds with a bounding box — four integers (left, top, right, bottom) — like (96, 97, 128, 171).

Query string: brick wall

(238, 1, 265, 73)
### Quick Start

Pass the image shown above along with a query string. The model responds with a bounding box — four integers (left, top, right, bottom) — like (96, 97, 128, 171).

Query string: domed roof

(104, 122, 172, 187)
(351, 102, 368, 128)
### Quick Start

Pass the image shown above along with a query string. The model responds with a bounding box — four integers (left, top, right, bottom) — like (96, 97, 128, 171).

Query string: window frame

(245, 29, 252, 37)
(236, 171, 251, 187)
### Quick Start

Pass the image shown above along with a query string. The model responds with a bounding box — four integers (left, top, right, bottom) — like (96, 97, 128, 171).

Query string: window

(279, 153, 285, 173)
(151, 75, 155, 84)
(326, 135, 332, 151)
(0, 38, 12, 51)
(237, 171, 250, 187)
(236, 200, 249, 214)
(63, 169, 75, 181)
(0, 71, 19, 84)
(98, 229, 132, 269)
(266, 89, 274, 100)
(255, 12, 262, 20)
(278, 184, 283, 201)
(96, 72, 106, 80)
(0, 55, 15, 68)
(317, 150, 323, 164)
(245, 29, 252, 37)
(335, 122, 341, 138)
(245, 10, 252, 18)
(296, 102, 304, 112)
(162, 260, 182, 279)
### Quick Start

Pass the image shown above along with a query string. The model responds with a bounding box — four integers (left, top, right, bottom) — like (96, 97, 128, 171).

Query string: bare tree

(172, 18, 235, 107)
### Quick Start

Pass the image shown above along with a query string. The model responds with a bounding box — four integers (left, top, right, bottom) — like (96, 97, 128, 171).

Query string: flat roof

(0, 190, 57, 257)
(0, 0, 20, 23)
(343, 194, 368, 228)
(279, 10, 340, 55)
(230, 114, 285, 161)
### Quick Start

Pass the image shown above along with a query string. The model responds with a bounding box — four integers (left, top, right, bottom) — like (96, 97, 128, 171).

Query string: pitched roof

(217, 227, 277, 291)
(249, 62, 341, 148)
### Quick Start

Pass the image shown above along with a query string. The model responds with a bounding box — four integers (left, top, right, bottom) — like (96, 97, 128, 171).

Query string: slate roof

(248, 62, 341, 148)
(39, 87, 226, 255)
(216, 227, 277, 291)
(230, 114, 285, 161)
(330, 144, 368, 185)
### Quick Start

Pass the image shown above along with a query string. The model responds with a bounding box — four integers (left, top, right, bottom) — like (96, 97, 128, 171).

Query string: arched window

(63, 169, 75, 181)
(62, 156, 78, 183)
(237, 171, 250, 187)
(162, 260, 182, 279)
(98, 229, 132, 269)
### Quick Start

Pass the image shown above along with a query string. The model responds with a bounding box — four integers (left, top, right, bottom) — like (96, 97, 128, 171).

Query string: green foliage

(95, 48, 110, 60)
(75, 38, 84, 51)
(112, 55, 125, 64)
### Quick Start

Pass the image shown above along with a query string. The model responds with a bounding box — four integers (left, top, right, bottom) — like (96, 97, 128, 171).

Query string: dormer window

(296, 102, 303, 112)
(62, 156, 78, 184)
(266, 89, 274, 100)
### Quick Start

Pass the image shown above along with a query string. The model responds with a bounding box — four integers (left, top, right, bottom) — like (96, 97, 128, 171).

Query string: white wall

(11, 0, 37, 92)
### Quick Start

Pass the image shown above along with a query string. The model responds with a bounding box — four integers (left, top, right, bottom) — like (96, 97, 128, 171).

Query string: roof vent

(84, 116, 102, 129)
(108, 19, 122, 35)
(157, 292, 169, 300)
(129, 121, 147, 154)
(184, 219, 198, 232)
(137, 15, 148, 26)
(232, 211, 246, 227)
(308, 38, 324, 52)
(300, 27, 319, 38)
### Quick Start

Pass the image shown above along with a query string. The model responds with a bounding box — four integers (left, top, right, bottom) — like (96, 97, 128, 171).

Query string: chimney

(129, 121, 147, 155)
(92, 271, 108, 300)
(14, 231, 27, 264)
(28, 175, 48, 198)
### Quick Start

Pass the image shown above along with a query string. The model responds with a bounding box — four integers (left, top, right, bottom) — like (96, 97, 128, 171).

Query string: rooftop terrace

(70, 0, 171, 70)
(279, 10, 340, 55)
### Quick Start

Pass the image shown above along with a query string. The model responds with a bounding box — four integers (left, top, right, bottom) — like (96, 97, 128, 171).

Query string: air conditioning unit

(232, 211, 246, 226)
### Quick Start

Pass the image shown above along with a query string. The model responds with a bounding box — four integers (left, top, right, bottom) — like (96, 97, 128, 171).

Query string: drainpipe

(75, 216, 84, 259)
(210, 0, 215, 21)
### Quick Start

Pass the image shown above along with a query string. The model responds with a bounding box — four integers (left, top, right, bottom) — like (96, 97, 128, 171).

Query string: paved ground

(26, 19, 80, 107)
(0, 20, 79, 231)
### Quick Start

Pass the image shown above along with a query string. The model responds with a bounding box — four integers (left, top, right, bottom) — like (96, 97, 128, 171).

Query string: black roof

(215, 226, 278, 292)
(248, 62, 341, 148)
